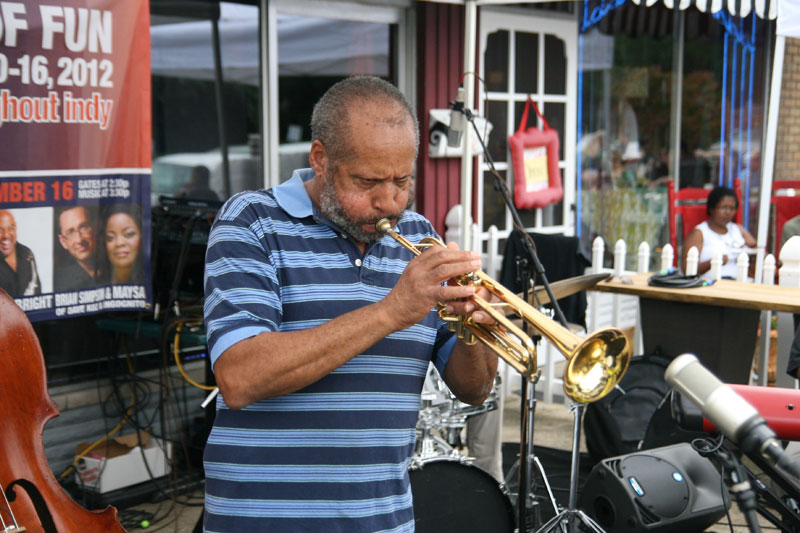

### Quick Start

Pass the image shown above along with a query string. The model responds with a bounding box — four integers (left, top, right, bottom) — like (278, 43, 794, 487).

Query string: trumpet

(377, 219, 631, 403)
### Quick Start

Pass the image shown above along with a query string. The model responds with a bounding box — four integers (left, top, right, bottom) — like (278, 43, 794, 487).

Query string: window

(578, 3, 768, 267)
(150, 2, 261, 205)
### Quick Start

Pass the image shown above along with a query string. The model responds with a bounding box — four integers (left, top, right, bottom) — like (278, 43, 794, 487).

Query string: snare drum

(409, 457, 515, 533)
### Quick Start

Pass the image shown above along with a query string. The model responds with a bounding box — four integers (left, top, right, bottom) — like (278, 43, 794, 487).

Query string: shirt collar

(273, 168, 315, 219)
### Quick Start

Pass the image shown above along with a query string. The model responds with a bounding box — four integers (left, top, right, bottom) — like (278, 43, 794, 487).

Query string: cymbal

(518, 272, 611, 306)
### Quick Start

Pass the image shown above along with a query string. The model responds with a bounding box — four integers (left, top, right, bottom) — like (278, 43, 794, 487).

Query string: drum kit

(410, 368, 515, 533)
(391, 264, 631, 533)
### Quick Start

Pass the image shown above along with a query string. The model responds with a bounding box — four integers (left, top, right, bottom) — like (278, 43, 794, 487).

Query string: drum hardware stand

(415, 392, 462, 461)
(536, 403, 605, 533)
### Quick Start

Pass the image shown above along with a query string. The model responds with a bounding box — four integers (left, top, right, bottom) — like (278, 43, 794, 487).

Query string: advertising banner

(0, 0, 152, 322)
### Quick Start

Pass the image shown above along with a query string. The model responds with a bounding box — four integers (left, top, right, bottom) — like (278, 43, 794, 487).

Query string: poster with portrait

(0, 0, 151, 322)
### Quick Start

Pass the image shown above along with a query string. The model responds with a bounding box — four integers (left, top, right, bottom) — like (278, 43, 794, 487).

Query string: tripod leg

(536, 510, 606, 533)
(535, 404, 607, 533)
(535, 510, 567, 533)
(504, 456, 520, 489)
(574, 509, 607, 533)
(532, 456, 560, 518)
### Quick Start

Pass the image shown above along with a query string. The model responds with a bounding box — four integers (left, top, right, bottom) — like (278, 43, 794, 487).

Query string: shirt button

(341, 233, 347, 239)
(355, 259, 363, 267)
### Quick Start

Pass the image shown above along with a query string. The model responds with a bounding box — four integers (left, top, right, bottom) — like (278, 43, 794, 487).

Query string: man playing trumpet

(203, 76, 497, 532)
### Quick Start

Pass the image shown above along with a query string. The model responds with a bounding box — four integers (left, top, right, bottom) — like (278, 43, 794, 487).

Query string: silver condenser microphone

(665, 353, 800, 477)
(447, 86, 465, 148)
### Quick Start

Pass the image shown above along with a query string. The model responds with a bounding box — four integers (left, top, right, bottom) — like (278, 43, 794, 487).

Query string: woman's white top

(696, 220, 746, 279)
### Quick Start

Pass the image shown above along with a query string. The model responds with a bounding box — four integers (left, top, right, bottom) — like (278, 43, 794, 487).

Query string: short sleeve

(203, 192, 283, 367)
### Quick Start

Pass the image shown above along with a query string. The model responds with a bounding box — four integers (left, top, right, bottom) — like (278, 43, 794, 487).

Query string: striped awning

(630, 0, 776, 19)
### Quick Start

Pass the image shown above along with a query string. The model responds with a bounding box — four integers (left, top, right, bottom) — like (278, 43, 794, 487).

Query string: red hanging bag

(507, 96, 563, 209)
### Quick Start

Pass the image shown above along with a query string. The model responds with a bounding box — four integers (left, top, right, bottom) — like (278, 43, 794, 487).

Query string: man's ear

(308, 140, 328, 176)
(57, 234, 68, 251)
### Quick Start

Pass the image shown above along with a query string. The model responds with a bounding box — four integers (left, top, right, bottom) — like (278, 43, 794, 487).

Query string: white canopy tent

(150, 3, 389, 84)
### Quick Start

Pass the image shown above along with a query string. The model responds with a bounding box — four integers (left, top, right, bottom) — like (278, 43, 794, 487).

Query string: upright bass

(0, 289, 126, 532)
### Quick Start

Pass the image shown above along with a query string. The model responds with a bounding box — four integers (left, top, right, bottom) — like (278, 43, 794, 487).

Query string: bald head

(0, 210, 17, 259)
(311, 76, 419, 166)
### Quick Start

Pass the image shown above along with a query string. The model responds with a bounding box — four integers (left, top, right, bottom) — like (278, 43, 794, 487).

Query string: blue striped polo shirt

(203, 168, 457, 532)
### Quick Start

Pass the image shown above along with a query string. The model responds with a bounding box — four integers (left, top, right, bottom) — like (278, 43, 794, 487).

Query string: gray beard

(318, 171, 407, 245)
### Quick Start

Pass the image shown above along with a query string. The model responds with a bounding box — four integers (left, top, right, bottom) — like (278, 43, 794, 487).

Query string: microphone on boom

(447, 86, 465, 148)
(665, 353, 800, 478)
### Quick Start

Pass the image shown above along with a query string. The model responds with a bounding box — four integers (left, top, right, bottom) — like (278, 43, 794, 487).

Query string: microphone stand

(461, 109, 569, 328)
(713, 445, 762, 533)
(458, 106, 573, 532)
(722, 439, 800, 532)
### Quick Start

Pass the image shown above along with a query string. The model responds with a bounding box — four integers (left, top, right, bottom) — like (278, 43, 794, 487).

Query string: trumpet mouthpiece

(376, 219, 393, 233)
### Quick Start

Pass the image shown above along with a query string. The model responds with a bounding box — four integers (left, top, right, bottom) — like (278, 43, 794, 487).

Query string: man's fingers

(439, 284, 475, 302)
(430, 260, 481, 283)
(472, 311, 489, 323)
(444, 290, 499, 326)
(418, 245, 480, 267)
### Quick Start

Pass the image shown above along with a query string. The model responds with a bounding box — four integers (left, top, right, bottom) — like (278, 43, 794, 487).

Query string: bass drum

(409, 458, 515, 533)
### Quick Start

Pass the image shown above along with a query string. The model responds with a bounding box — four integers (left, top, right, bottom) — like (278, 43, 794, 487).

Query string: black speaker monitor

(579, 443, 729, 532)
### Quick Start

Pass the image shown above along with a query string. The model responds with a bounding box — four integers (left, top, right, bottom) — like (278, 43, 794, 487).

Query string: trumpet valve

(453, 319, 465, 338)
(461, 328, 476, 345)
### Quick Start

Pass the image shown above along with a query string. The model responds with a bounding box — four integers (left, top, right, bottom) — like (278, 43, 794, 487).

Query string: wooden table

(592, 272, 800, 384)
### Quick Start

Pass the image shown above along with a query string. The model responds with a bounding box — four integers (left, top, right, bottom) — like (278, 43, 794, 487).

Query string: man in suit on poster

(55, 206, 98, 291)
(0, 209, 41, 297)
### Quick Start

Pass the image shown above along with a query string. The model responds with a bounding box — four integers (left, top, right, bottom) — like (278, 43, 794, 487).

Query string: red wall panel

(416, 3, 464, 237)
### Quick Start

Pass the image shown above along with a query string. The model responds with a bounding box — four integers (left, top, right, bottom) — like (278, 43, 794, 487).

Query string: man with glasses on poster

(55, 206, 98, 291)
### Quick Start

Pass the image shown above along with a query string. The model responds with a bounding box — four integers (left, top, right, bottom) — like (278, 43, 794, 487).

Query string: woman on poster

(98, 204, 144, 285)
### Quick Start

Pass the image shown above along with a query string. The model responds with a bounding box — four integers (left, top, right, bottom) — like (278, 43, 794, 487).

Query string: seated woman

(682, 186, 756, 279)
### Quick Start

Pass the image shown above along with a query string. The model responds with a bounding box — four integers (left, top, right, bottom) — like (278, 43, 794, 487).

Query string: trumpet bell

(564, 329, 631, 403)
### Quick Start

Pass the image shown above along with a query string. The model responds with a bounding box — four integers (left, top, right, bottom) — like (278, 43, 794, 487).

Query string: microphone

(665, 353, 800, 478)
(447, 86, 465, 148)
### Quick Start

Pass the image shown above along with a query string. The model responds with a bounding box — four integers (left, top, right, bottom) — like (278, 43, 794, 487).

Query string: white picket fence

(445, 207, 800, 403)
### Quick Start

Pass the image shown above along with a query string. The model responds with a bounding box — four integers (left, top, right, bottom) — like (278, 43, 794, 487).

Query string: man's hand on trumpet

(392, 240, 499, 404)
(443, 276, 502, 325)
(382, 241, 483, 330)
(378, 240, 498, 404)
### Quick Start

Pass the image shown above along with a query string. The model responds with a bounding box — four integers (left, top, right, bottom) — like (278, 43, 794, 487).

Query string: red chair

(667, 178, 742, 265)
(771, 180, 800, 256)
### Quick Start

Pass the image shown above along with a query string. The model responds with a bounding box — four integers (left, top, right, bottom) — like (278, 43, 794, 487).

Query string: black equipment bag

(583, 352, 672, 465)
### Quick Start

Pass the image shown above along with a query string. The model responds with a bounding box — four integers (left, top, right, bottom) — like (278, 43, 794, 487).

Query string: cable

(60, 374, 136, 479)
(173, 322, 214, 391)
(648, 269, 713, 288)
(68, 316, 205, 516)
